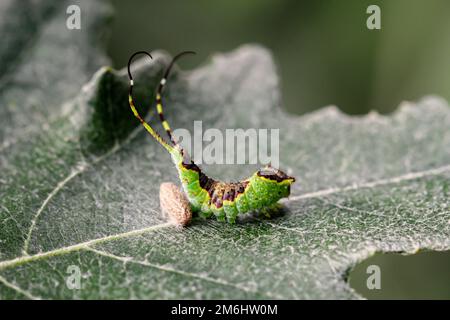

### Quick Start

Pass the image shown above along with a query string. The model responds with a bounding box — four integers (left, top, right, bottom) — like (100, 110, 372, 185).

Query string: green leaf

(1, 2, 449, 299)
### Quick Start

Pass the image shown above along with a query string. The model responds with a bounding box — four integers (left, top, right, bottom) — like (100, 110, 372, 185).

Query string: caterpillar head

(255, 165, 296, 198)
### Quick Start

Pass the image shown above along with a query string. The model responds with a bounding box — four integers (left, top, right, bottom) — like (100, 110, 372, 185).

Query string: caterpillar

(127, 50, 296, 224)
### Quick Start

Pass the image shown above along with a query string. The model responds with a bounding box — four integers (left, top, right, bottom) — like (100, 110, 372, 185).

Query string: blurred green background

(108, 0, 450, 115)
(106, 0, 450, 299)
(349, 251, 450, 299)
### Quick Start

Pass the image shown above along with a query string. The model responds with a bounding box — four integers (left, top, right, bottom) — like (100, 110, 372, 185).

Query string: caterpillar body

(128, 51, 296, 224)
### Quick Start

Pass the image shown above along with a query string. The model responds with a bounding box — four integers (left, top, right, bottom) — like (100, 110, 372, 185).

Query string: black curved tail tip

(127, 50, 153, 80)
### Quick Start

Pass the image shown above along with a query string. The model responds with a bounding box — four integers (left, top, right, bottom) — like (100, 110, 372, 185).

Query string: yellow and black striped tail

(156, 92, 175, 144)
(155, 51, 196, 146)
(127, 51, 174, 154)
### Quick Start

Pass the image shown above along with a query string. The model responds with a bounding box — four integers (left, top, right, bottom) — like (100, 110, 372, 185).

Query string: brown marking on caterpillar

(181, 149, 201, 172)
(205, 181, 250, 209)
(257, 169, 295, 183)
(180, 148, 250, 209)
(223, 187, 235, 202)
(159, 182, 192, 226)
(210, 185, 224, 208)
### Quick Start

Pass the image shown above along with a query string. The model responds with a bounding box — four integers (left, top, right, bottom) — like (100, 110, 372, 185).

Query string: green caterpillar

(127, 51, 296, 224)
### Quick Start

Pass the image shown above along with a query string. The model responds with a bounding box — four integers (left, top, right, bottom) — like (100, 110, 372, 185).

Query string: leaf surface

(0, 2, 449, 299)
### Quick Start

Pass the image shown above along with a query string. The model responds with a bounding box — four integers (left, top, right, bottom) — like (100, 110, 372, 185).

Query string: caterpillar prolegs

(127, 51, 296, 224)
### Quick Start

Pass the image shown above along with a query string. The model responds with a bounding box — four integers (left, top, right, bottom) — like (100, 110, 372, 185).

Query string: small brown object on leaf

(159, 182, 192, 227)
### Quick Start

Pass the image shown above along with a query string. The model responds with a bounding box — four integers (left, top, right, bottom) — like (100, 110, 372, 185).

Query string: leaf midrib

(20, 105, 154, 255)
(2, 163, 449, 272)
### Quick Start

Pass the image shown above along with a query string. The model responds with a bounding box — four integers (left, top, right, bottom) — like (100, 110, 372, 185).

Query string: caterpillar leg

(224, 203, 238, 224)
(258, 203, 284, 219)
(216, 213, 226, 223)
(226, 216, 237, 224)
(213, 207, 226, 222)
(258, 207, 272, 219)
(198, 209, 214, 219)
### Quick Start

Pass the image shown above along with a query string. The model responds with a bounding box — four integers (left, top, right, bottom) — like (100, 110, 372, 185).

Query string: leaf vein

(22, 121, 146, 254)
(1, 222, 174, 271)
(284, 164, 450, 203)
(86, 247, 263, 296)
(2, 164, 448, 275)
(0, 275, 41, 300)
